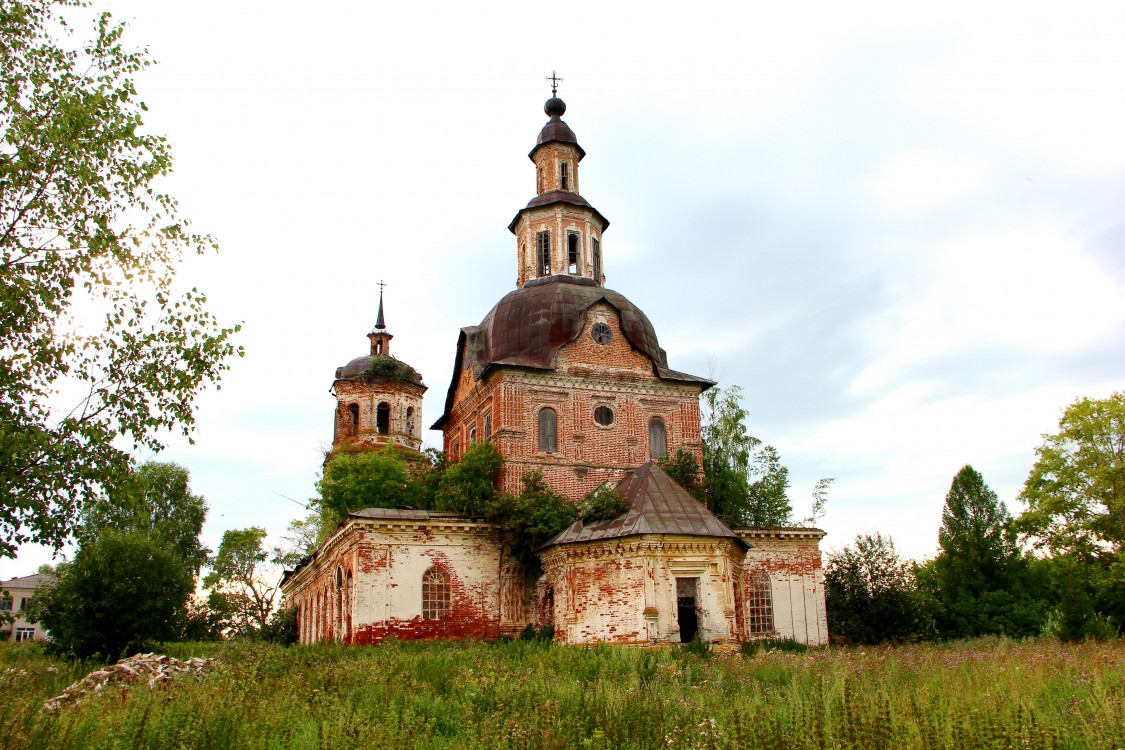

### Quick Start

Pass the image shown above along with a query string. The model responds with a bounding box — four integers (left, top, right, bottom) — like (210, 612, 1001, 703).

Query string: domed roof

(336, 354, 423, 386)
(529, 96, 586, 161)
(432, 276, 712, 428)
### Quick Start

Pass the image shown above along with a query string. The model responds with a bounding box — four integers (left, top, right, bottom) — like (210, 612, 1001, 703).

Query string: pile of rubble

(43, 653, 216, 711)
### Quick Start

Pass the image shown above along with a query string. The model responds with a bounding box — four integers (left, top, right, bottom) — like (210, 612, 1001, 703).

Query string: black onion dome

(336, 354, 423, 386)
(530, 96, 585, 161)
(432, 276, 712, 429)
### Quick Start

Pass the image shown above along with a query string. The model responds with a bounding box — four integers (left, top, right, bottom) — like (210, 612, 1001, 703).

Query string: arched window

(347, 403, 359, 436)
(377, 402, 390, 435)
(538, 408, 557, 453)
(747, 570, 775, 634)
(482, 412, 492, 441)
(592, 237, 602, 281)
(567, 232, 579, 273)
(406, 406, 415, 437)
(560, 161, 569, 191)
(649, 417, 668, 459)
(374, 339, 383, 355)
(335, 567, 343, 589)
(422, 567, 451, 620)
(537, 231, 551, 276)
(452, 438, 460, 460)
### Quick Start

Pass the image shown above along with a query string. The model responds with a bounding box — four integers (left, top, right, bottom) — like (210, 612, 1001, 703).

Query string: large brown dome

(432, 275, 711, 428)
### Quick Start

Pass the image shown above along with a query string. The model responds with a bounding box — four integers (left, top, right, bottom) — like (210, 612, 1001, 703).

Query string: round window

(591, 321, 612, 345)
(594, 405, 614, 426)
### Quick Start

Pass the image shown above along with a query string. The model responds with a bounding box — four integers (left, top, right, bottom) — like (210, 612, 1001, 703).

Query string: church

(280, 86, 828, 648)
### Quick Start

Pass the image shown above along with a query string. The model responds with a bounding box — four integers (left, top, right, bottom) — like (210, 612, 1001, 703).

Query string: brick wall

(442, 303, 705, 501)
(540, 536, 745, 645)
(736, 528, 829, 646)
(284, 516, 526, 645)
(334, 378, 426, 452)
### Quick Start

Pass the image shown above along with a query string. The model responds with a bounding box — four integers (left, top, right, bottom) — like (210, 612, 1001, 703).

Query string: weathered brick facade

(284, 511, 527, 645)
(281, 92, 829, 649)
(440, 301, 705, 498)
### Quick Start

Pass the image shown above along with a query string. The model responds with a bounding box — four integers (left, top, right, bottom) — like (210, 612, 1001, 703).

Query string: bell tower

(332, 283, 427, 453)
(509, 73, 610, 289)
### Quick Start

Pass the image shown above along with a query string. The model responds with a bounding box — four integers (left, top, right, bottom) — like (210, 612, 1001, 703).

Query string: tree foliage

(316, 446, 422, 524)
(35, 531, 193, 660)
(579, 484, 629, 523)
(1018, 392, 1125, 556)
(202, 527, 277, 635)
(824, 532, 935, 644)
(0, 0, 241, 558)
(700, 385, 792, 527)
(922, 465, 1045, 638)
(659, 447, 702, 496)
(486, 472, 576, 571)
(79, 460, 208, 576)
(1016, 392, 1125, 634)
(434, 440, 503, 516)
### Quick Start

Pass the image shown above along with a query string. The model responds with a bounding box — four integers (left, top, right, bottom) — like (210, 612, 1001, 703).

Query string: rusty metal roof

(529, 114, 586, 161)
(507, 190, 609, 234)
(431, 276, 713, 428)
(541, 462, 746, 549)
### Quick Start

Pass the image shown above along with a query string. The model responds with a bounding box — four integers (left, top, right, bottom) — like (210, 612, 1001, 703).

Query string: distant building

(1, 573, 55, 643)
(281, 90, 828, 648)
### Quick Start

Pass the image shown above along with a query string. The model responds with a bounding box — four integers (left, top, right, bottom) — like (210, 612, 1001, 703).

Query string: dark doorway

(676, 577, 699, 643)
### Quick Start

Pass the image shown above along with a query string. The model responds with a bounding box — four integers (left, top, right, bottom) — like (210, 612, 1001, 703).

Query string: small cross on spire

(546, 71, 563, 96)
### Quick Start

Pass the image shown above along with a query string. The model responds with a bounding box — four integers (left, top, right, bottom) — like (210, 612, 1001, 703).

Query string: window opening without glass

(594, 406, 613, 426)
(537, 231, 551, 276)
(376, 402, 390, 435)
(567, 233, 579, 273)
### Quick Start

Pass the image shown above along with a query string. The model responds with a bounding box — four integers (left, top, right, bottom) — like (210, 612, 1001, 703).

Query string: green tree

(434, 441, 503, 516)
(35, 531, 193, 660)
(316, 446, 423, 525)
(925, 465, 1045, 638)
(659, 447, 703, 497)
(700, 385, 792, 527)
(1018, 392, 1125, 556)
(486, 472, 576, 571)
(1017, 392, 1125, 631)
(271, 511, 323, 570)
(824, 532, 935, 644)
(203, 527, 278, 635)
(80, 461, 208, 576)
(0, 0, 241, 559)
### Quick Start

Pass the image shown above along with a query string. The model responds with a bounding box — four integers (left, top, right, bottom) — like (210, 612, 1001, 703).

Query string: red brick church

(281, 87, 828, 648)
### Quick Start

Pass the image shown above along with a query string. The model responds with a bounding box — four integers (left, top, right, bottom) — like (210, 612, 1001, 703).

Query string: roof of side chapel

(541, 461, 746, 550)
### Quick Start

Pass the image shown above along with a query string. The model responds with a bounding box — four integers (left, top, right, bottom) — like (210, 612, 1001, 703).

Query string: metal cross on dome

(546, 71, 563, 96)
(377, 279, 386, 293)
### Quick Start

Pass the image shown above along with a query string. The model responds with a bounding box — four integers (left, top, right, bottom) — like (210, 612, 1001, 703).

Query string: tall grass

(0, 637, 1121, 749)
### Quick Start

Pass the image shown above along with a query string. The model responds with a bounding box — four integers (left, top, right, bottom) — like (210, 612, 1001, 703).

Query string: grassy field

(0, 637, 1122, 749)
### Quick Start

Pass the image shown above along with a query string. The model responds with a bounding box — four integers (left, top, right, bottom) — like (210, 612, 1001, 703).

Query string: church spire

(373, 281, 387, 331)
(368, 281, 393, 356)
(508, 78, 609, 289)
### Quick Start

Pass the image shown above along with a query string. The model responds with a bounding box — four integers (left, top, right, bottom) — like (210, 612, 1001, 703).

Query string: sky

(4, 0, 1124, 579)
